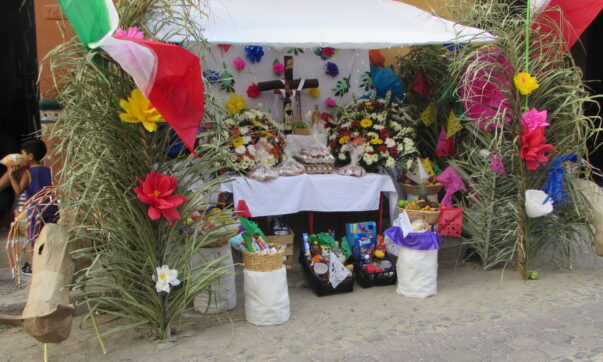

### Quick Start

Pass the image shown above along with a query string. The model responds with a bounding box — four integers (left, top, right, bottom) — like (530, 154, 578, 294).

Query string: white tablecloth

(220, 173, 398, 222)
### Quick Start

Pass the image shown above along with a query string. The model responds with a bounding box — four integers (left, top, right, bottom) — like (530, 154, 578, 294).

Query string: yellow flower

(307, 88, 321, 98)
(252, 119, 266, 129)
(232, 137, 244, 147)
(339, 135, 350, 144)
(370, 138, 383, 145)
(360, 118, 373, 128)
(119, 89, 165, 132)
(224, 93, 247, 115)
(514, 72, 539, 95)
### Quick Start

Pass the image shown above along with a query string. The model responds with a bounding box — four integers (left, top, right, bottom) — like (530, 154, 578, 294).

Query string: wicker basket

(399, 207, 440, 225)
(242, 244, 285, 272)
(400, 182, 443, 195)
(266, 230, 294, 269)
(293, 128, 312, 135)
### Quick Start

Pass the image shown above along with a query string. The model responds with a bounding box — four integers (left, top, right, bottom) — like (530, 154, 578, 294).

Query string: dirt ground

(1, 254, 602, 362)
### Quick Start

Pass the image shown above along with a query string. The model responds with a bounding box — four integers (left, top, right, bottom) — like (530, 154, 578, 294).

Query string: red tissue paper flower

(247, 83, 261, 99)
(134, 172, 188, 224)
(520, 127, 554, 170)
(322, 47, 335, 57)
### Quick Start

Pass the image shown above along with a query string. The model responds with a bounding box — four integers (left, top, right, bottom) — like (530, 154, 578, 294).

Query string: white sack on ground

(191, 243, 236, 314)
(244, 266, 290, 326)
(396, 246, 438, 298)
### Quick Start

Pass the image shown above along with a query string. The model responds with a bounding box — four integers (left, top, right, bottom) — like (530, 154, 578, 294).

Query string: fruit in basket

(398, 200, 408, 208)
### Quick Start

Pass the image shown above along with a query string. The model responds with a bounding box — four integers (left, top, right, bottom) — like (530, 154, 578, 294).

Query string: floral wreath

(223, 108, 286, 171)
(327, 93, 419, 171)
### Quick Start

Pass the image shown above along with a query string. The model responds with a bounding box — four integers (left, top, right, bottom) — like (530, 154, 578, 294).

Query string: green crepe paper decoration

(361, 71, 374, 92)
(332, 75, 351, 97)
(438, 81, 456, 106)
(57, 0, 115, 47)
(220, 63, 235, 93)
(287, 48, 304, 55)
(307, 232, 337, 249)
(434, 164, 443, 176)
(340, 236, 352, 259)
(238, 216, 265, 252)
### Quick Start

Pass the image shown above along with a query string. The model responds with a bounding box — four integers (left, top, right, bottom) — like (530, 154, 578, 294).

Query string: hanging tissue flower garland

(247, 83, 261, 99)
(307, 88, 321, 98)
(245, 45, 265, 63)
(220, 66, 235, 93)
(233, 57, 246, 71)
(218, 44, 232, 53)
(314, 47, 336, 60)
(119, 89, 165, 132)
(203, 70, 221, 85)
(514, 72, 539, 95)
(154, 265, 181, 293)
(325, 62, 339, 78)
(224, 93, 248, 115)
(115, 26, 144, 39)
(272, 58, 284, 76)
(134, 172, 188, 224)
(325, 98, 337, 107)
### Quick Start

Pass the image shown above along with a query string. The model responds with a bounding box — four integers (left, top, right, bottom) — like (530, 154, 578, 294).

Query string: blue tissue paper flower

(325, 62, 339, 78)
(203, 70, 221, 84)
(245, 45, 265, 63)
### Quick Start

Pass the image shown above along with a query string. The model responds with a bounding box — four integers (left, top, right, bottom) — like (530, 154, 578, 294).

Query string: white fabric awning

(168, 0, 494, 49)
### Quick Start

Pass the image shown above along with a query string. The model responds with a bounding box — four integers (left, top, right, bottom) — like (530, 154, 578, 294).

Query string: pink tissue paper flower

(115, 27, 145, 40)
(325, 98, 337, 107)
(273, 62, 284, 75)
(489, 150, 507, 175)
(521, 108, 549, 133)
(233, 57, 246, 71)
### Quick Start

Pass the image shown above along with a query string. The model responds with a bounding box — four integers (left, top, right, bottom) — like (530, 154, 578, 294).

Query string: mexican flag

(57, 0, 204, 155)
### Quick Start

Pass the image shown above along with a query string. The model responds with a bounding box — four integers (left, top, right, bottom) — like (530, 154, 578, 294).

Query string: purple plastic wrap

(384, 227, 441, 251)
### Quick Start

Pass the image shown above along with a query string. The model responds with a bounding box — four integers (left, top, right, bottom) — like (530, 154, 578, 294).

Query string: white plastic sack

(244, 267, 290, 326)
(191, 243, 236, 314)
(396, 246, 438, 298)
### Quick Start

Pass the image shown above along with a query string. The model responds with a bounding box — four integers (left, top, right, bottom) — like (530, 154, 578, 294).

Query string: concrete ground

(0, 238, 602, 361)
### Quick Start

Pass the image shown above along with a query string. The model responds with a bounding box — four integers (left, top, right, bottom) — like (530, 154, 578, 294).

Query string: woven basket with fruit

(398, 199, 441, 225)
(399, 176, 443, 196)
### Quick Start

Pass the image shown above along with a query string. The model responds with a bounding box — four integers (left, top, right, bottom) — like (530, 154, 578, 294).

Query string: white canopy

(185, 0, 494, 49)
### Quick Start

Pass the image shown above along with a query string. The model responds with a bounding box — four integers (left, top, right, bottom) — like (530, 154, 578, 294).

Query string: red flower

(247, 83, 261, 99)
(379, 145, 388, 154)
(389, 147, 399, 158)
(322, 47, 335, 57)
(379, 128, 389, 138)
(134, 172, 188, 225)
(520, 127, 554, 170)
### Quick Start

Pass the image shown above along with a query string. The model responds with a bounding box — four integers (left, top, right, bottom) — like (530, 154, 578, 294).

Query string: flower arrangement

(327, 94, 419, 171)
(223, 108, 286, 171)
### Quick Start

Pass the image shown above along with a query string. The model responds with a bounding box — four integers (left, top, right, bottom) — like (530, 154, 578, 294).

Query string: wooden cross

(257, 56, 319, 132)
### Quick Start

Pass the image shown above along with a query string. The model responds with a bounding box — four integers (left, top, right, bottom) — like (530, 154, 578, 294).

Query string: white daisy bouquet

(222, 108, 286, 171)
(327, 94, 419, 171)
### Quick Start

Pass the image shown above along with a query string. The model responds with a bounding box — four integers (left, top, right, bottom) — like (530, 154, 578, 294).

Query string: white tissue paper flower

(154, 265, 181, 294)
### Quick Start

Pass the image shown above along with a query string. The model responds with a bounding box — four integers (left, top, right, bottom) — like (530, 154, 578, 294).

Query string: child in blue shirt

(4, 139, 57, 273)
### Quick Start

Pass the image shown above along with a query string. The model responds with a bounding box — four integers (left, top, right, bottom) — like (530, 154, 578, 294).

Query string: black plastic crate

(353, 255, 397, 288)
(299, 252, 354, 296)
